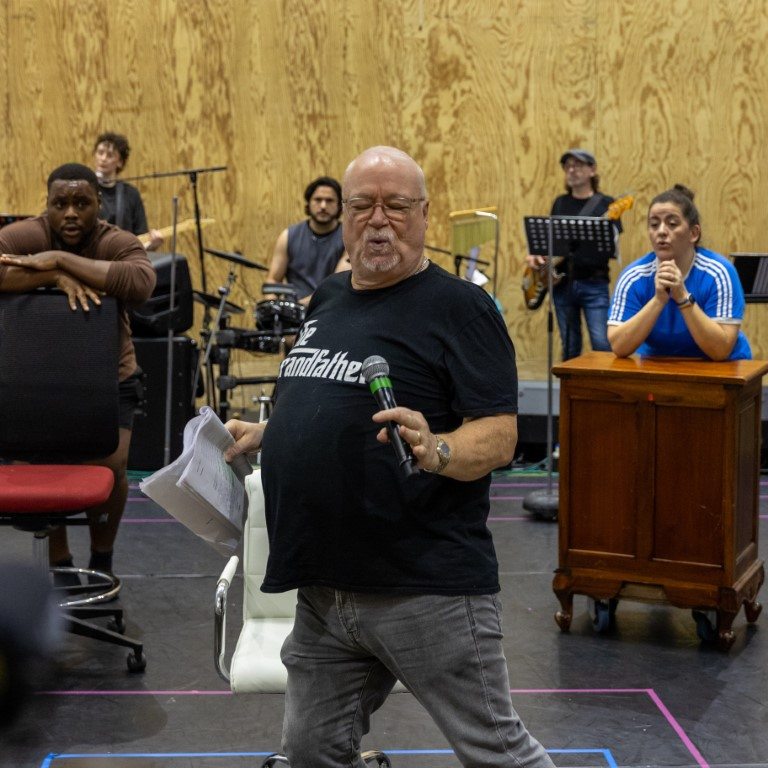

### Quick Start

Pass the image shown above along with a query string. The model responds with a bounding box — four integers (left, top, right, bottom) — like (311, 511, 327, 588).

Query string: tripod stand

(521, 215, 616, 521)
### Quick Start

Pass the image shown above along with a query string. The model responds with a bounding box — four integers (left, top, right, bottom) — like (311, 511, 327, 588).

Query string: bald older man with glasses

(224, 146, 556, 768)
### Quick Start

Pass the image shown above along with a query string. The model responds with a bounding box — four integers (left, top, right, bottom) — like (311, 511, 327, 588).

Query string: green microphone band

(368, 376, 392, 394)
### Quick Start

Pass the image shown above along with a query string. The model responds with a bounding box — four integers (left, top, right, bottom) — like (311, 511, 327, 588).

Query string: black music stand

(521, 215, 616, 521)
(731, 253, 768, 303)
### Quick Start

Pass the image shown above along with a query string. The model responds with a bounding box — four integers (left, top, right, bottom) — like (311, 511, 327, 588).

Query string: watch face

(435, 436, 451, 472)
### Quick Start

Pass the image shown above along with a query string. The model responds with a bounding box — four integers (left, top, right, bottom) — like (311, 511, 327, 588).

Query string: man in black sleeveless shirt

(265, 176, 348, 306)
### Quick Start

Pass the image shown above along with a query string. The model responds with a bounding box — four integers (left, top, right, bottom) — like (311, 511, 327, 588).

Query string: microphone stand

(453, 252, 491, 276)
(163, 197, 179, 466)
(121, 164, 227, 297)
(424, 245, 490, 276)
(123, 164, 227, 418)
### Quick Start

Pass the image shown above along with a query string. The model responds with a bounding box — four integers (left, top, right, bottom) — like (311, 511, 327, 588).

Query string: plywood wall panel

(2, 0, 767, 368)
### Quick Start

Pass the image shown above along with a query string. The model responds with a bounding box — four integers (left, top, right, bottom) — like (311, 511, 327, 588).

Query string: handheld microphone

(361, 355, 419, 478)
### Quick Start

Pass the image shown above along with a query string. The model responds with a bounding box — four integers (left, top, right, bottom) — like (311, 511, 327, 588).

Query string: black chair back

(0, 291, 120, 460)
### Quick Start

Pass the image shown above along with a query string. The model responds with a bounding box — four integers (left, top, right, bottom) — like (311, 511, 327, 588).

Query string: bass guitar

(521, 194, 634, 310)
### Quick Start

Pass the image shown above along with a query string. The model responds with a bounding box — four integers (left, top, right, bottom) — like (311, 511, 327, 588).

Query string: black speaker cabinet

(128, 336, 197, 471)
(130, 252, 194, 337)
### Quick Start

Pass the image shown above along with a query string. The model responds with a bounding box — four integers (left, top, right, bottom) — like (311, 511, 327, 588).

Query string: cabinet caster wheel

(591, 598, 617, 633)
(692, 609, 717, 644)
(744, 599, 762, 623)
(127, 651, 146, 673)
(554, 609, 572, 632)
(717, 629, 736, 652)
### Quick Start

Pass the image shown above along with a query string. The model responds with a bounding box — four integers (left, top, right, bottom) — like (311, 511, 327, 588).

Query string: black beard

(309, 211, 337, 227)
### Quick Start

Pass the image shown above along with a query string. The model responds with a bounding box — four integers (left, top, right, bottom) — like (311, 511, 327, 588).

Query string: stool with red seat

(0, 464, 146, 672)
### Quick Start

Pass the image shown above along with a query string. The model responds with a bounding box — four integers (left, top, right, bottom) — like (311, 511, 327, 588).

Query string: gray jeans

(281, 586, 555, 768)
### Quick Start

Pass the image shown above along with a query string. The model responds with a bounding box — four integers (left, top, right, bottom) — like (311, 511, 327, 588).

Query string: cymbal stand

(193, 264, 238, 412)
(211, 315, 235, 424)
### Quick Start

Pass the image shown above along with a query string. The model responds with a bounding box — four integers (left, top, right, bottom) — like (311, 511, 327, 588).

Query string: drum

(254, 299, 304, 333)
(217, 328, 282, 355)
(240, 332, 282, 355)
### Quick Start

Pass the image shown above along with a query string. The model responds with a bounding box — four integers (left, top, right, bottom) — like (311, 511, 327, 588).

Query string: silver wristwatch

(428, 435, 451, 474)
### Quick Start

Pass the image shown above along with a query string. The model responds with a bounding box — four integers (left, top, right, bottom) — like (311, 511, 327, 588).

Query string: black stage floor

(2, 469, 767, 768)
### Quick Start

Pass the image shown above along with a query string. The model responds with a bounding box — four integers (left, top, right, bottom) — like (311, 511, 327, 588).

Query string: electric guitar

(138, 217, 216, 248)
(521, 194, 634, 310)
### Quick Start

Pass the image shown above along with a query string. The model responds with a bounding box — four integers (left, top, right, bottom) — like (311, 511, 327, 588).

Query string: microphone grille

(361, 355, 389, 382)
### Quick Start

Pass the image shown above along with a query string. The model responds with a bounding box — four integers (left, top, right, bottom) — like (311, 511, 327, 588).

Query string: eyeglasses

(342, 196, 426, 222)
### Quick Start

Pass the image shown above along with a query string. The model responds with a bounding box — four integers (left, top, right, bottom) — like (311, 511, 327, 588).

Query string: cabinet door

(565, 397, 641, 557)
(653, 404, 725, 567)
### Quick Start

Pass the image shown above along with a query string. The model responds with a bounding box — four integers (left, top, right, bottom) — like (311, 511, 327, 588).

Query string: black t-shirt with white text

(260, 263, 518, 596)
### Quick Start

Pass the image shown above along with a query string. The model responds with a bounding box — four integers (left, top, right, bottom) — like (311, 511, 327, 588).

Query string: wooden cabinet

(551, 352, 766, 650)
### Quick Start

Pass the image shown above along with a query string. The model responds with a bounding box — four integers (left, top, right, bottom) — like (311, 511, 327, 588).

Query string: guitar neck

(138, 218, 215, 246)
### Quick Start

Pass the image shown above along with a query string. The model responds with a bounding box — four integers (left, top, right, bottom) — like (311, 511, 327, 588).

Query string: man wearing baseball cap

(559, 148, 596, 166)
(525, 148, 624, 360)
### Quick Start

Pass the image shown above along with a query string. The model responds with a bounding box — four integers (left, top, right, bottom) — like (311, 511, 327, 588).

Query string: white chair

(214, 470, 396, 767)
